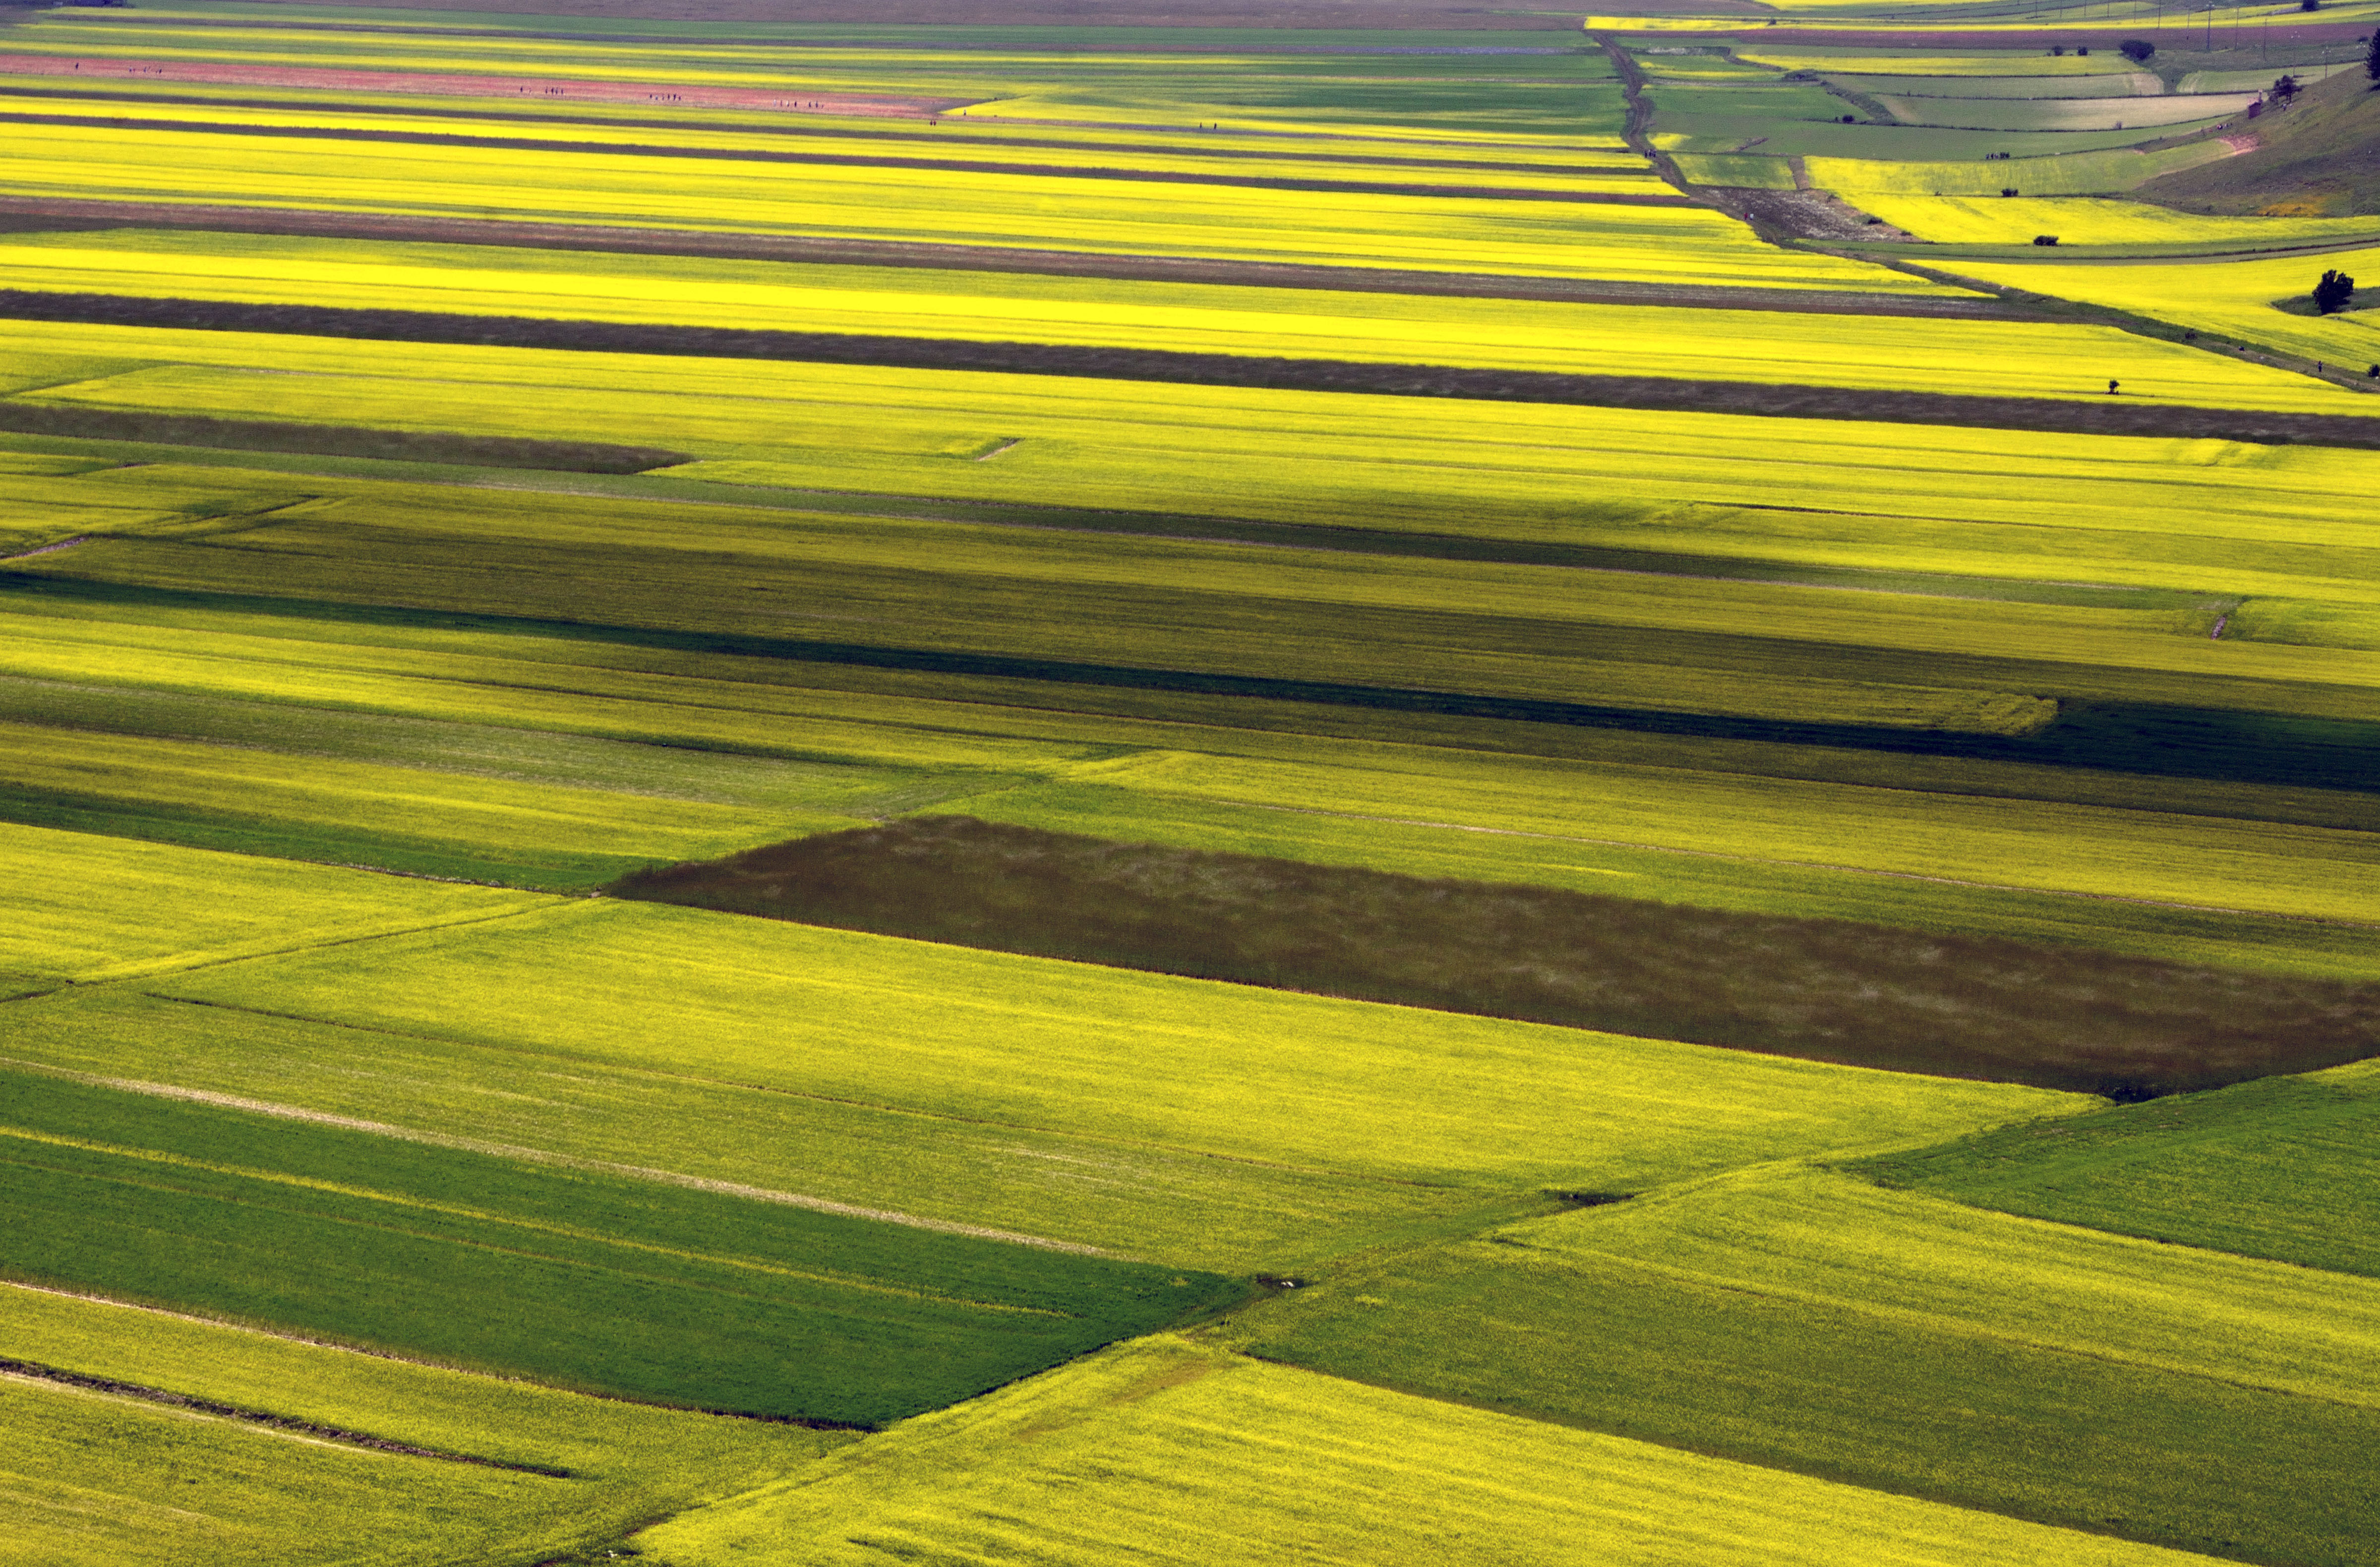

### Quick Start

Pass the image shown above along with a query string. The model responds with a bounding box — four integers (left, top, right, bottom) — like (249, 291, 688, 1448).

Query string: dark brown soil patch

(10, 288, 2375, 449)
(0, 195, 2040, 318)
(0, 401, 687, 472)
(0, 111, 1695, 206)
(609, 816, 2380, 1098)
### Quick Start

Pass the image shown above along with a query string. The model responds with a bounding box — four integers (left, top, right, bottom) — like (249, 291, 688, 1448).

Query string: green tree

(2367, 30, 2380, 83)
(2314, 269, 2357, 314)
(2120, 38, 2156, 63)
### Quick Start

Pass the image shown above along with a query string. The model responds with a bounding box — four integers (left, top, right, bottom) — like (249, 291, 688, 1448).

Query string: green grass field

(641, 1334, 2241, 1567)
(0, 1281, 839, 1567)
(1857, 1055, 2380, 1275)
(1222, 1165, 2380, 1565)
(0, 1067, 1243, 1423)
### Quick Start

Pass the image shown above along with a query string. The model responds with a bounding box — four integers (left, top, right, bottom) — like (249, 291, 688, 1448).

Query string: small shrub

(2001, 187, 2019, 196)
(2120, 38, 2155, 62)
(2033, 234, 2060, 245)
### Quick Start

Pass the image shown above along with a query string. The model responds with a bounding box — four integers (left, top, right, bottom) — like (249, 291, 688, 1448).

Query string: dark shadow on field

(609, 816, 2380, 1098)
(8, 573, 2380, 797)
(0, 402, 684, 473)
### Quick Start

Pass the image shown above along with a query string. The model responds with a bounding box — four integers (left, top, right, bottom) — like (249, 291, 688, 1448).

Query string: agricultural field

(2, 0, 2375, 1561)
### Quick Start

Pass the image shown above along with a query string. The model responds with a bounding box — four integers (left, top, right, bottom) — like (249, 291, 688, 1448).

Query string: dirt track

(0, 195, 2046, 319)
(8, 286, 2374, 449)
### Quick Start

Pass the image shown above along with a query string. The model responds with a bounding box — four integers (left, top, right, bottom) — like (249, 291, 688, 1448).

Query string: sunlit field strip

(1805, 142, 2231, 196)
(12, 230, 2380, 419)
(0, 818, 546, 983)
(144, 899, 2083, 1197)
(1934, 245, 2380, 365)
(1858, 195, 2380, 249)
(12, 322, 2380, 576)
(0, 73, 1635, 161)
(0, 95, 1658, 193)
(0, 121, 1947, 289)
(642, 1335, 2235, 1567)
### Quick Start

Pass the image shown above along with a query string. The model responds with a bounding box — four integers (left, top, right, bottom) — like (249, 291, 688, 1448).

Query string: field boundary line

(68, 899, 565, 987)
(0, 1359, 577, 1473)
(0, 1055, 1113, 1256)
(1215, 800, 2380, 928)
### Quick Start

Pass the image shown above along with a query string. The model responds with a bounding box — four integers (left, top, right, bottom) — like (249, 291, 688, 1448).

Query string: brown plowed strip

(7, 287, 2372, 447)
(0, 1356, 577, 1471)
(0, 195, 2041, 319)
(0, 110, 1696, 206)
(0, 52, 974, 117)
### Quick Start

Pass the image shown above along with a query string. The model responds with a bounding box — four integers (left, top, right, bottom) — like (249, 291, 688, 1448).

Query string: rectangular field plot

(1857, 1056, 2380, 1276)
(0, 819, 545, 982)
(0, 1282, 835, 1567)
(0, 1068, 1243, 1424)
(1223, 1168, 2380, 1567)
(121, 900, 2081, 1250)
(641, 1335, 2233, 1567)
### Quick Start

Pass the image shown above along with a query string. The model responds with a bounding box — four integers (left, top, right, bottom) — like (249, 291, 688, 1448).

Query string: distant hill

(2138, 62, 2380, 216)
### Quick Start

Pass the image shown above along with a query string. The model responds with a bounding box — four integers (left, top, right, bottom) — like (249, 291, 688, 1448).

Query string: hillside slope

(2139, 64, 2380, 215)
